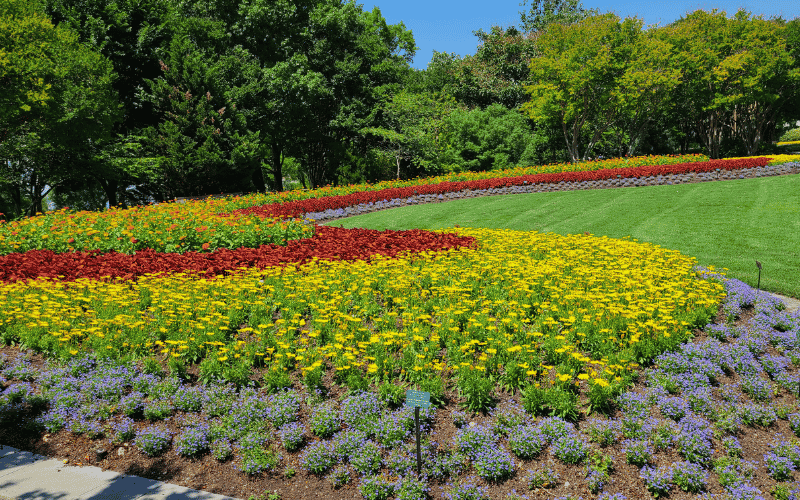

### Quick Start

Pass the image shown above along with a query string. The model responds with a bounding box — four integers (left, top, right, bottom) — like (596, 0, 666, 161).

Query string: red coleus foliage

(0, 226, 476, 283)
(231, 158, 771, 219)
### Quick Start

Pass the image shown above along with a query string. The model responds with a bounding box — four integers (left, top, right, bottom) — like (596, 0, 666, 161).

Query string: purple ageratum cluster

(524, 463, 560, 489)
(200, 382, 237, 417)
(685, 387, 716, 418)
(452, 409, 469, 428)
(671, 460, 708, 493)
(375, 411, 412, 448)
(507, 424, 547, 459)
(358, 474, 395, 500)
(277, 421, 306, 451)
(659, 396, 690, 421)
(174, 423, 211, 457)
(32, 407, 71, 434)
(472, 446, 515, 481)
(722, 435, 743, 457)
(536, 417, 577, 444)
(740, 375, 773, 402)
(133, 424, 173, 457)
(429, 447, 468, 481)
(676, 415, 714, 466)
(737, 403, 778, 427)
(764, 452, 795, 481)
(350, 440, 383, 475)
(265, 389, 301, 428)
(454, 424, 497, 459)
(327, 464, 351, 488)
(385, 446, 417, 476)
(332, 428, 369, 462)
(310, 402, 341, 438)
(639, 465, 673, 497)
(789, 414, 800, 437)
(550, 433, 589, 465)
(622, 439, 653, 467)
(3, 360, 37, 381)
(490, 402, 529, 436)
(597, 494, 627, 500)
(395, 475, 429, 500)
(759, 353, 791, 378)
(300, 440, 337, 474)
(172, 385, 205, 413)
(585, 468, 608, 493)
(116, 391, 145, 418)
(341, 391, 382, 436)
(583, 417, 621, 447)
(443, 475, 490, 500)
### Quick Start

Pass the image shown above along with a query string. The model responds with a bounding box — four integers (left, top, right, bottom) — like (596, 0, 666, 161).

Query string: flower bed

(0, 226, 475, 283)
(0, 228, 723, 398)
(230, 158, 771, 219)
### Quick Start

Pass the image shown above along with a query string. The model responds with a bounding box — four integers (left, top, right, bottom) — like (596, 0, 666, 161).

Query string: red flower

(202, 243, 210, 250)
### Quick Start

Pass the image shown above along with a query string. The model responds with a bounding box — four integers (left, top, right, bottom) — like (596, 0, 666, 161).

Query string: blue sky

(369, 0, 800, 70)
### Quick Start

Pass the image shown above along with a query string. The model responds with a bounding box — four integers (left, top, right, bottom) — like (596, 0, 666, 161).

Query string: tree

(439, 103, 536, 172)
(522, 14, 679, 162)
(285, 1, 417, 189)
(0, 0, 120, 218)
(42, 0, 174, 207)
(659, 9, 800, 158)
(362, 90, 464, 178)
(443, 26, 539, 110)
(518, 0, 597, 34)
(138, 36, 261, 200)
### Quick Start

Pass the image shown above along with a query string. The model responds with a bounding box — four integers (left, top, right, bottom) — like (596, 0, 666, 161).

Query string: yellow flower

(578, 374, 589, 380)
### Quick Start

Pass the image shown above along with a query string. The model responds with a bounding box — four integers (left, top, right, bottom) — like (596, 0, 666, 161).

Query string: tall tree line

(1, 0, 798, 220)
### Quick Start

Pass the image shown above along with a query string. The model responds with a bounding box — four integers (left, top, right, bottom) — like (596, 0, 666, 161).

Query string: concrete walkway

(770, 291, 800, 314)
(0, 445, 241, 500)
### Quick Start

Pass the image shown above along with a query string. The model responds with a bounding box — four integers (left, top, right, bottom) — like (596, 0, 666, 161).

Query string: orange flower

(202, 242, 210, 250)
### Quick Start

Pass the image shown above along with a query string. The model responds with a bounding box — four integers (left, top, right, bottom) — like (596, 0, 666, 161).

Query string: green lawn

(328, 174, 800, 299)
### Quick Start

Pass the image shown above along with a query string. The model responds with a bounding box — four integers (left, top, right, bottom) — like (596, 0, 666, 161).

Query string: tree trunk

(251, 165, 266, 192)
(270, 143, 284, 192)
(98, 177, 119, 208)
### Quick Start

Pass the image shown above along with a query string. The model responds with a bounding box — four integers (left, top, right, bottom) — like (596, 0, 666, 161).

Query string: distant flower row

(231, 157, 772, 219)
(0, 205, 312, 256)
(0, 227, 474, 283)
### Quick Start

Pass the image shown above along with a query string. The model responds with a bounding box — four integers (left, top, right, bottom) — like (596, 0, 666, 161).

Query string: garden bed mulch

(1, 299, 798, 500)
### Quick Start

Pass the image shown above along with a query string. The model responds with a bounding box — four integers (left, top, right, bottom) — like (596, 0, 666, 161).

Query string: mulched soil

(1, 301, 798, 500)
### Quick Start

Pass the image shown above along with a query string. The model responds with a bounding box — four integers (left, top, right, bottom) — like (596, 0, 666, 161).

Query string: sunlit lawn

(329, 174, 800, 299)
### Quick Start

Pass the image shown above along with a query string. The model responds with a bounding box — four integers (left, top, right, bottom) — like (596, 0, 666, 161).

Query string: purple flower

(300, 440, 336, 474)
(659, 396, 690, 421)
(639, 465, 672, 497)
(622, 438, 652, 466)
(671, 460, 707, 493)
(507, 424, 546, 459)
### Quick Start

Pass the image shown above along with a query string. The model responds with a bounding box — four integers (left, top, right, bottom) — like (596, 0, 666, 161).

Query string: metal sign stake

(405, 389, 431, 476)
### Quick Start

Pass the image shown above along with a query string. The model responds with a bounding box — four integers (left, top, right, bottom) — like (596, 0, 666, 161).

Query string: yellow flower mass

(0, 228, 724, 391)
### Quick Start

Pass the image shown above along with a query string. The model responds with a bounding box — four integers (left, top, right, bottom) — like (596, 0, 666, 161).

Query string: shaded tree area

(1, 0, 798, 220)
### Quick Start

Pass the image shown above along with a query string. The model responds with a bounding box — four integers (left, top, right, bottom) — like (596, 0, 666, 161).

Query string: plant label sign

(405, 389, 432, 409)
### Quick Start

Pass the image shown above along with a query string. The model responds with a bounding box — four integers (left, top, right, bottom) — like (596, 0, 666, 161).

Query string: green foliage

(779, 128, 800, 142)
(523, 13, 680, 162)
(658, 9, 800, 158)
(523, 383, 579, 421)
(518, 0, 598, 33)
(440, 104, 536, 171)
(378, 380, 406, 408)
(457, 368, 494, 413)
(262, 368, 292, 394)
(0, 0, 120, 218)
(417, 375, 446, 406)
